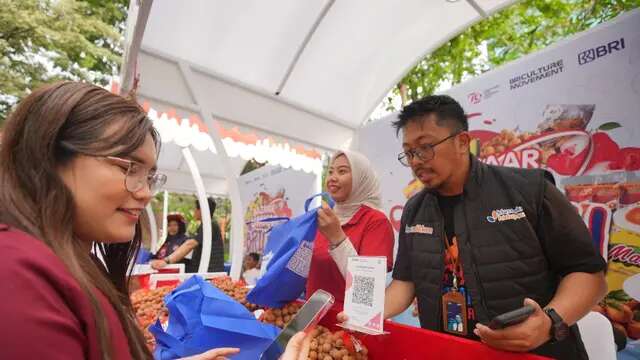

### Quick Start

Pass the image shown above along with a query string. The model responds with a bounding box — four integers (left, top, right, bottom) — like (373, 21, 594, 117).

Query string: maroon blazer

(0, 224, 132, 359)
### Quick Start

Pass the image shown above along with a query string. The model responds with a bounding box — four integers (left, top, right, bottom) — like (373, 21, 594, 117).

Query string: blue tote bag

(247, 193, 334, 308)
(149, 275, 280, 360)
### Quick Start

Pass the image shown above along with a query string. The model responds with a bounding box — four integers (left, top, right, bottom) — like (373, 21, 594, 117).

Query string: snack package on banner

(564, 172, 640, 356)
(247, 193, 334, 308)
(252, 216, 291, 279)
(149, 275, 280, 360)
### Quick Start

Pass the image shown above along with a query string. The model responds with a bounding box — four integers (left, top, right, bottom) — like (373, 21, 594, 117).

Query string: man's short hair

(196, 197, 217, 214)
(248, 252, 260, 262)
(393, 95, 468, 135)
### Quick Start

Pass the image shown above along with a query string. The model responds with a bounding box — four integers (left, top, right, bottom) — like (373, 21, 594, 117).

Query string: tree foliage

(382, 0, 640, 111)
(0, 0, 128, 122)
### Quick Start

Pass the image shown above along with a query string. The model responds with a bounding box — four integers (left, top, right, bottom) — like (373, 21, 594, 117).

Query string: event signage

(354, 10, 640, 353)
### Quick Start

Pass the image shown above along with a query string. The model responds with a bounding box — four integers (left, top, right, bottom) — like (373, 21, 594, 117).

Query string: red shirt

(0, 225, 132, 359)
(307, 205, 394, 305)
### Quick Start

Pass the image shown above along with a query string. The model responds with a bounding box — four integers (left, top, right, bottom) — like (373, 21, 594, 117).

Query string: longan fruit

(310, 340, 318, 350)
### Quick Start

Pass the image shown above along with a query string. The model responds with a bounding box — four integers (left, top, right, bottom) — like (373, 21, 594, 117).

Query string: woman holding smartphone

(0, 81, 311, 359)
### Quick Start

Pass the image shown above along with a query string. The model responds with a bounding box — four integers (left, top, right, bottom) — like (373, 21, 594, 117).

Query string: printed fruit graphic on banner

(469, 104, 637, 177)
(597, 290, 640, 340)
(611, 147, 640, 172)
(585, 132, 620, 172)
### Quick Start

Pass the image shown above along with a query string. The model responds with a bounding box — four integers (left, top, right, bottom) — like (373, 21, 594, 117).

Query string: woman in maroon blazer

(0, 82, 310, 360)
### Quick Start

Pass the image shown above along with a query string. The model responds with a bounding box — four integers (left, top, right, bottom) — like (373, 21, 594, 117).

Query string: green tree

(382, 0, 640, 111)
(0, 0, 128, 123)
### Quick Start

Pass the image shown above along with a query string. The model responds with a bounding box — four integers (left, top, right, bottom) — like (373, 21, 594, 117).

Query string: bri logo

(405, 224, 434, 234)
(487, 206, 526, 223)
(578, 38, 625, 65)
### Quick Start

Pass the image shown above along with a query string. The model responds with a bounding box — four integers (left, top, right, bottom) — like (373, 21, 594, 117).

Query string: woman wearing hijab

(150, 213, 195, 269)
(306, 150, 395, 305)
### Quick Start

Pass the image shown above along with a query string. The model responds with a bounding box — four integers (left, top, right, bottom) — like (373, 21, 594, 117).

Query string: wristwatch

(544, 308, 569, 342)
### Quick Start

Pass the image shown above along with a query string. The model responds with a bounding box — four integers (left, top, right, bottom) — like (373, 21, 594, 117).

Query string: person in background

(150, 213, 197, 270)
(242, 252, 261, 286)
(345, 94, 606, 359)
(188, 197, 225, 273)
(306, 150, 395, 306)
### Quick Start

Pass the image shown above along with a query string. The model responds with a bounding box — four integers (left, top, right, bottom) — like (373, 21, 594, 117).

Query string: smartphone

(488, 305, 535, 330)
(260, 290, 335, 360)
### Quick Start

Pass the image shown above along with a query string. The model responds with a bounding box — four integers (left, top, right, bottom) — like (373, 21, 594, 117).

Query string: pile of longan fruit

(130, 286, 175, 350)
(259, 304, 369, 359)
(307, 326, 368, 360)
(210, 276, 259, 311)
(259, 302, 302, 328)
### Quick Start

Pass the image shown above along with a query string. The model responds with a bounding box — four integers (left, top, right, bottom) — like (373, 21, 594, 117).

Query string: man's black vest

(401, 156, 587, 359)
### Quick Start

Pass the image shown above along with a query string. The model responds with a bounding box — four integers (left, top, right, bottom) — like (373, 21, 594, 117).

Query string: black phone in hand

(488, 305, 535, 330)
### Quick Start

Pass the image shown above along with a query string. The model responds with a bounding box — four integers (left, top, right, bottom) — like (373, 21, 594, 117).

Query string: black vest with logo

(401, 156, 587, 359)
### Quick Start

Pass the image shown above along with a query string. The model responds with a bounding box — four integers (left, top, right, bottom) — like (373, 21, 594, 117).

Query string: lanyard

(444, 235, 461, 290)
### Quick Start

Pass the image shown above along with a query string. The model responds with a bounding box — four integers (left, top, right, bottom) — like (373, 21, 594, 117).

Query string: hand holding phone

(260, 290, 334, 360)
(488, 305, 535, 330)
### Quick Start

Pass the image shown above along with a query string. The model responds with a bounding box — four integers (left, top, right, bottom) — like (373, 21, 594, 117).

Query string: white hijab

(330, 150, 382, 225)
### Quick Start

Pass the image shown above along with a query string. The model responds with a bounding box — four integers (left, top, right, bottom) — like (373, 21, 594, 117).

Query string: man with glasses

(385, 95, 606, 359)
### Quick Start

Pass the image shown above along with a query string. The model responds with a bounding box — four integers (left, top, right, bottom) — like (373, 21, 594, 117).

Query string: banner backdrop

(354, 10, 640, 357)
(239, 165, 318, 256)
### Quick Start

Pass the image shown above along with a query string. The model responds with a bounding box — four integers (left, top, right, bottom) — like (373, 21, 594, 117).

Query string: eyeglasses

(397, 132, 460, 167)
(103, 156, 167, 195)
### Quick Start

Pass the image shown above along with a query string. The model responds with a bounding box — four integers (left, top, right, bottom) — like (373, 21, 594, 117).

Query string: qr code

(286, 241, 313, 278)
(352, 275, 375, 307)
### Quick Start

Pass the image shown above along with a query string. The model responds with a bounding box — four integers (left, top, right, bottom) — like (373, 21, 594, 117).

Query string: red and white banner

(355, 10, 640, 351)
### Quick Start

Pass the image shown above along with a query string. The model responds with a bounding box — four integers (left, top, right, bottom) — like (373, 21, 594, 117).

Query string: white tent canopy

(128, 0, 516, 150)
(122, 0, 517, 278)
(157, 142, 236, 196)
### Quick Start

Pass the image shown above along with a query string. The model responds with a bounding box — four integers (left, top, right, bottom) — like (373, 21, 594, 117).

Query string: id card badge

(441, 289, 468, 336)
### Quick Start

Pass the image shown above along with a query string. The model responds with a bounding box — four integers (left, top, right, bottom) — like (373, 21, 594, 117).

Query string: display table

(318, 309, 550, 360)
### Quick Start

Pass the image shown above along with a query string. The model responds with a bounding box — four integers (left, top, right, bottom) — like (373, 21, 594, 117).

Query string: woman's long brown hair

(0, 81, 158, 359)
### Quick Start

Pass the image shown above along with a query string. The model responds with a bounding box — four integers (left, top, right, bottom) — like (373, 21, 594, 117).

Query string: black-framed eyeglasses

(102, 156, 167, 195)
(397, 132, 460, 167)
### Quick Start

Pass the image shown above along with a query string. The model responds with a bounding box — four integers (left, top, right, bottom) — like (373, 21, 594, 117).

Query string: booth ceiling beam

(136, 45, 355, 152)
(177, 61, 246, 280)
(276, 0, 336, 95)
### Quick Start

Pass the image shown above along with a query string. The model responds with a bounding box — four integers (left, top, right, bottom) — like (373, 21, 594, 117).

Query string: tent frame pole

(181, 147, 213, 273)
(145, 204, 159, 254)
(178, 62, 245, 280)
(158, 190, 170, 253)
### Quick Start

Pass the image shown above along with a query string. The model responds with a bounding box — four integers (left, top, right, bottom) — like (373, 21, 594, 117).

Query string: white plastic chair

(577, 311, 617, 360)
